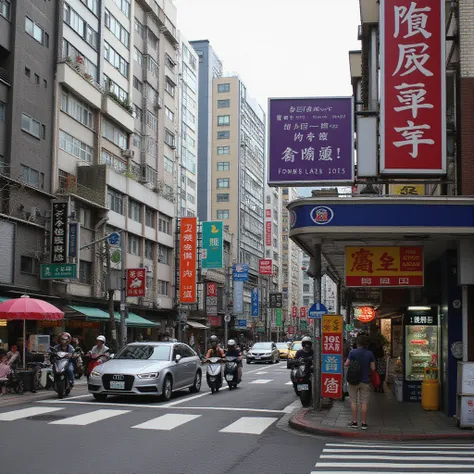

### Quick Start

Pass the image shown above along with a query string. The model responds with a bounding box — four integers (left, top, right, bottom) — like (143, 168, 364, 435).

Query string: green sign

(275, 308, 282, 327)
(300, 320, 308, 331)
(202, 221, 223, 269)
(345, 324, 354, 331)
(41, 263, 77, 280)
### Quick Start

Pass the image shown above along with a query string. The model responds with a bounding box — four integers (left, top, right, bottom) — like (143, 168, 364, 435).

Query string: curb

(289, 408, 474, 441)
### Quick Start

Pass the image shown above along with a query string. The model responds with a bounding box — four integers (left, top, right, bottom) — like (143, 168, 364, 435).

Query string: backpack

(346, 357, 362, 385)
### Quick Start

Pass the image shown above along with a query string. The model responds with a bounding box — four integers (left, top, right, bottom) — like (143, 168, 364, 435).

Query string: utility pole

(104, 240, 117, 351)
(120, 230, 127, 349)
(313, 243, 322, 411)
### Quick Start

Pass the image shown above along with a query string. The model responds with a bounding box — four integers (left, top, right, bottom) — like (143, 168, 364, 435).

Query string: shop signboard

(40, 263, 77, 280)
(345, 246, 424, 287)
(269, 293, 283, 308)
(206, 282, 218, 316)
(459, 397, 474, 427)
(389, 184, 425, 196)
(68, 222, 80, 259)
(321, 314, 343, 399)
(268, 97, 354, 185)
(179, 217, 197, 303)
(201, 221, 223, 269)
(380, 0, 446, 175)
(300, 320, 308, 331)
(354, 306, 375, 323)
(265, 209, 272, 218)
(233, 280, 244, 314)
(208, 316, 221, 327)
(126, 268, 146, 297)
(275, 308, 282, 327)
(232, 264, 248, 281)
(51, 202, 69, 264)
(265, 221, 272, 247)
(238, 319, 247, 328)
(291, 306, 297, 318)
(288, 326, 295, 335)
(300, 307, 307, 318)
(259, 259, 273, 275)
(251, 288, 259, 317)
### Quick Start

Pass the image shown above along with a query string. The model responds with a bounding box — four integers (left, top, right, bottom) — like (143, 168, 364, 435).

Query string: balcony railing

(58, 176, 105, 207)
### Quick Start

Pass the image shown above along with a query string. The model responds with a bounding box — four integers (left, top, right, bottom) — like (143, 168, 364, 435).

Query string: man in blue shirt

(344, 334, 375, 430)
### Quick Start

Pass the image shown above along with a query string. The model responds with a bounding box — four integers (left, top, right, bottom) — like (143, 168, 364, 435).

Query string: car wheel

(93, 393, 107, 402)
(162, 376, 173, 401)
(246, 360, 251, 365)
(190, 371, 201, 393)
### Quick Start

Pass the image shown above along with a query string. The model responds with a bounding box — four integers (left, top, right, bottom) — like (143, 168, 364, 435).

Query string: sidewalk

(290, 387, 474, 440)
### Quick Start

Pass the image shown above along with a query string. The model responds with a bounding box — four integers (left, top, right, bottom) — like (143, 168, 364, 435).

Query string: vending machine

(403, 305, 440, 402)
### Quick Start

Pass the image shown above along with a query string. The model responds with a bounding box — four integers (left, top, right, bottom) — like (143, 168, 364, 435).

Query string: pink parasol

(0, 295, 64, 368)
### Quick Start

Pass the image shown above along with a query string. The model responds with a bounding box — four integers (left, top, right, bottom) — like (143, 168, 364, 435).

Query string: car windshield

(291, 342, 302, 351)
(115, 345, 170, 361)
(252, 343, 272, 351)
(276, 343, 288, 349)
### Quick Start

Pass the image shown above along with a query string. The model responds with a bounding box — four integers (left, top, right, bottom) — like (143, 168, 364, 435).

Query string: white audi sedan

(88, 342, 202, 402)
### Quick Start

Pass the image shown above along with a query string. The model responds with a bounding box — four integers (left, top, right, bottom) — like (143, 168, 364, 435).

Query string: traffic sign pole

(312, 244, 322, 411)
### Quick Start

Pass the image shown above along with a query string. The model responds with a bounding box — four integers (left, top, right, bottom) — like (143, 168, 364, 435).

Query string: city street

(0, 363, 473, 474)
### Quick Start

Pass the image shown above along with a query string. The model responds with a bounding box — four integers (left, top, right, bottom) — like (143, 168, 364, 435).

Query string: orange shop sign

(180, 217, 197, 304)
(354, 306, 375, 324)
(345, 246, 423, 288)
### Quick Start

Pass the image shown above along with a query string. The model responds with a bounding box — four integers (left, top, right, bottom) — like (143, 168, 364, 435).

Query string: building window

(20, 256, 38, 274)
(303, 284, 310, 292)
(0, 0, 10, 20)
(81, 0, 99, 16)
(103, 76, 128, 103)
(134, 17, 145, 38)
(145, 165, 157, 184)
(158, 245, 170, 265)
(144, 240, 154, 260)
(134, 47, 143, 66)
(159, 215, 172, 234)
(59, 130, 93, 163)
(217, 193, 229, 202)
(113, 0, 130, 18)
(133, 76, 143, 93)
(102, 119, 128, 149)
(187, 178, 196, 190)
(79, 208, 93, 228)
(165, 53, 176, 70)
(79, 260, 92, 284)
(34, 73, 40, 85)
(128, 198, 142, 222)
(164, 155, 174, 174)
(20, 164, 43, 189)
(217, 130, 230, 140)
(61, 91, 93, 128)
(145, 207, 155, 228)
(217, 178, 230, 189)
(0, 102, 4, 121)
(147, 56, 159, 77)
(104, 41, 129, 77)
(217, 99, 230, 108)
(158, 280, 169, 296)
(216, 209, 229, 219)
(107, 188, 124, 214)
(127, 234, 141, 256)
(217, 146, 230, 155)
(218, 83, 230, 93)
(21, 113, 41, 138)
(146, 110, 157, 131)
(62, 39, 97, 81)
(217, 115, 230, 126)
(104, 9, 129, 47)
(165, 107, 174, 121)
(25, 17, 48, 46)
(134, 104, 142, 122)
(101, 149, 127, 172)
(165, 79, 175, 97)
(187, 193, 195, 204)
(164, 129, 175, 148)
(63, 4, 98, 49)
(217, 161, 230, 171)
(24, 67, 31, 78)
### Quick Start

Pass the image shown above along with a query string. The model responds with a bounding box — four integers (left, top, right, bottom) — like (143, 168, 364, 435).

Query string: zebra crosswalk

(0, 405, 279, 435)
(310, 441, 474, 473)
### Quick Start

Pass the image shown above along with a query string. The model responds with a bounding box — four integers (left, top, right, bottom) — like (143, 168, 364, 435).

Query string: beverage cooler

(403, 306, 440, 402)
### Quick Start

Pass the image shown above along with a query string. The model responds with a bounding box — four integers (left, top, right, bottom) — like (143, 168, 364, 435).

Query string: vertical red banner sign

(179, 217, 197, 303)
(380, 0, 445, 174)
(265, 209, 272, 218)
(207, 282, 217, 297)
(126, 268, 146, 297)
(265, 221, 272, 247)
(291, 306, 297, 318)
(321, 315, 343, 399)
(300, 307, 306, 318)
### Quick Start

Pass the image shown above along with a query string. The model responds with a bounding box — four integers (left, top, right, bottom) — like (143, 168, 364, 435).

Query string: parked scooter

(74, 352, 84, 379)
(206, 357, 223, 393)
(294, 358, 313, 407)
(289, 361, 300, 396)
(224, 356, 241, 389)
(49, 349, 74, 399)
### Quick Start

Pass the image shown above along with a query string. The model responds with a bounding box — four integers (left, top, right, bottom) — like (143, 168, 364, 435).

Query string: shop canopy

(186, 320, 209, 329)
(113, 312, 159, 328)
(67, 306, 158, 328)
(68, 305, 110, 320)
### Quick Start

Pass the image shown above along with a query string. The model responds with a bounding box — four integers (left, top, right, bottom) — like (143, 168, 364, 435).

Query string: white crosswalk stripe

(249, 379, 273, 384)
(219, 416, 278, 435)
(132, 413, 201, 431)
(50, 409, 130, 425)
(310, 442, 474, 473)
(0, 406, 64, 421)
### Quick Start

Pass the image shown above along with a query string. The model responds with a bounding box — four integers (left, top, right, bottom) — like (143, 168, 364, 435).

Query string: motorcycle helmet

(210, 335, 218, 348)
(302, 336, 312, 350)
(59, 332, 71, 344)
(227, 339, 236, 348)
(96, 335, 106, 343)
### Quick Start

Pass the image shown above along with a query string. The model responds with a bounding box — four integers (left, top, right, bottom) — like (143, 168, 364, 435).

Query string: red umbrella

(0, 295, 64, 368)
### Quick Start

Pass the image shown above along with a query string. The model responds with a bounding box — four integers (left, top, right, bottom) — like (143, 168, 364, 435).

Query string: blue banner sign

(233, 264, 249, 281)
(251, 288, 259, 317)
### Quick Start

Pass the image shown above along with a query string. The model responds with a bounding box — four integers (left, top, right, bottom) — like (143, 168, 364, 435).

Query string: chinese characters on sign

(268, 97, 353, 185)
(126, 268, 146, 297)
(251, 288, 259, 317)
(345, 246, 424, 287)
(259, 259, 273, 275)
(300, 307, 307, 319)
(265, 209, 272, 218)
(354, 306, 376, 323)
(51, 202, 68, 264)
(322, 314, 343, 399)
(269, 293, 283, 308)
(265, 221, 272, 247)
(389, 184, 425, 195)
(292, 306, 297, 318)
(380, 0, 445, 174)
(202, 221, 223, 269)
(206, 282, 218, 316)
(179, 217, 197, 303)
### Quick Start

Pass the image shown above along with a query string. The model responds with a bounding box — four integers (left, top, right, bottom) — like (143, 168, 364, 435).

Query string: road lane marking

(249, 379, 273, 384)
(163, 385, 229, 407)
(132, 413, 201, 431)
(321, 454, 474, 462)
(324, 448, 474, 455)
(315, 462, 473, 470)
(285, 381, 293, 385)
(49, 409, 129, 425)
(0, 406, 63, 421)
(220, 416, 278, 435)
(325, 443, 474, 449)
(255, 371, 268, 375)
(282, 400, 300, 413)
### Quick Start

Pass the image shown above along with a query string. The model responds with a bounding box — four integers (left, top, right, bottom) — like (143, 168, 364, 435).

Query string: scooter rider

(225, 339, 242, 381)
(88, 335, 110, 364)
(205, 335, 225, 358)
(53, 332, 75, 387)
(295, 336, 313, 361)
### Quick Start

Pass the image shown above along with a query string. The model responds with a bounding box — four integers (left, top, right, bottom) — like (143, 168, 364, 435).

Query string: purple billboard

(268, 97, 354, 186)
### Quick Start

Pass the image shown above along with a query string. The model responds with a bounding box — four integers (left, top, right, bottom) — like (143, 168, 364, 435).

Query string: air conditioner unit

(121, 149, 135, 159)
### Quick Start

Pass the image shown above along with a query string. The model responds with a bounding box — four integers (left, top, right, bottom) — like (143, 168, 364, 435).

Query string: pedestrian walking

(344, 334, 375, 430)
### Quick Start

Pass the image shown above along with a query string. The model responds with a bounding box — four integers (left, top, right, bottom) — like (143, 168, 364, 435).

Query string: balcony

(0, 16, 11, 53)
(58, 169, 106, 208)
(102, 94, 135, 133)
(57, 61, 102, 109)
(0, 66, 9, 86)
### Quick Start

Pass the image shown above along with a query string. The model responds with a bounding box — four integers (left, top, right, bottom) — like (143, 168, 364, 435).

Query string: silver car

(246, 342, 280, 364)
(88, 342, 202, 402)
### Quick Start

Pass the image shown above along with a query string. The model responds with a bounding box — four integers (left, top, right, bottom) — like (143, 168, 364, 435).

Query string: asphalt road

(0, 361, 473, 474)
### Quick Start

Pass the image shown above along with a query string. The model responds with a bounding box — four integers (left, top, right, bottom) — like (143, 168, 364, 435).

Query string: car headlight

(90, 370, 101, 378)
(137, 372, 159, 379)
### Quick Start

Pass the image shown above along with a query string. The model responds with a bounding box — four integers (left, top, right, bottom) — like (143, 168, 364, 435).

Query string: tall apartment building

(281, 187, 302, 324)
(176, 35, 198, 218)
(190, 40, 222, 222)
(0, 0, 181, 341)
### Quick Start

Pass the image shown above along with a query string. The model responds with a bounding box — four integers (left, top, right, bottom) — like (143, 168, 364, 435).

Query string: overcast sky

(175, 0, 361, 196)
